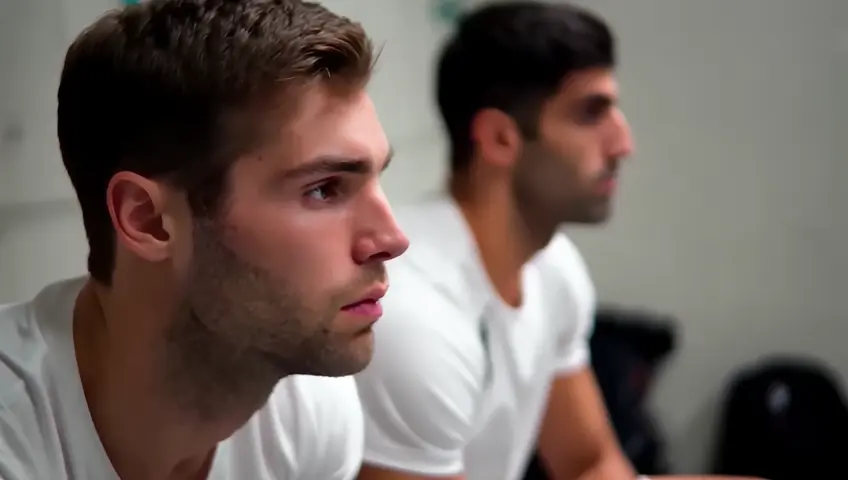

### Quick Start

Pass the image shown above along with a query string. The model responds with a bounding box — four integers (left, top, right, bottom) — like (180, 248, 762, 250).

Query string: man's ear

(106, 172, 177, 263)
(469, 108, 523, 170)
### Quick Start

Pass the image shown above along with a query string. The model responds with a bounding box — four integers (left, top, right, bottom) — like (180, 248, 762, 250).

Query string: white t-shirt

(0, 277, 364, 480)
(355, 195, 596, 480)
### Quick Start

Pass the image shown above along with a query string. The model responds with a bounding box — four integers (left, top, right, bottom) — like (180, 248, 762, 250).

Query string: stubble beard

(156, 219, 331, 422)
(511, 153, 565, 248)
(512, 146, 614, 230)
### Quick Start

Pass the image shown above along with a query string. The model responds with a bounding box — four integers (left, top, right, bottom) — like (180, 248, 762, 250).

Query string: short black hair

(436, 1, 615, 172)
(58, 0, 373, 285)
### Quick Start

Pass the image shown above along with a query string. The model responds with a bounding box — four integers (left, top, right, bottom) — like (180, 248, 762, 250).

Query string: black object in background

(712, 356, 848, 480)
(523, 306, 677, 479)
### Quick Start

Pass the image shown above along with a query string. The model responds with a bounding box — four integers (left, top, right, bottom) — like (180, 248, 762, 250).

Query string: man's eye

(582, 106, 607, 124)
(305, 179, 341, 202)
(578, 98, 613, 125)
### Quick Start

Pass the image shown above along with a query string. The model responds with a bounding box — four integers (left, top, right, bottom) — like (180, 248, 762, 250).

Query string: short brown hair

(57, 0, 374, 285)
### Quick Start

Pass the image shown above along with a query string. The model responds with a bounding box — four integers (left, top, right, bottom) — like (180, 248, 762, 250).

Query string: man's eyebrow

(280, 146, 394, 181)
(579, 93, 616, 109)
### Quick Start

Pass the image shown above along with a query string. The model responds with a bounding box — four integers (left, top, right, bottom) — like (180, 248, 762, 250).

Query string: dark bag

(712, 356, 848, 480)
(589, 308, 675, 475)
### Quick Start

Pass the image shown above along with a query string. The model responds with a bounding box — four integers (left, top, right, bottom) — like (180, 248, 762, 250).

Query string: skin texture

(75, 84, 408, 480)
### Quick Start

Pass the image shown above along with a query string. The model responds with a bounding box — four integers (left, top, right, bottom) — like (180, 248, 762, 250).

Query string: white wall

(1, 0, 846, 473)
(0, 0, 115, 299)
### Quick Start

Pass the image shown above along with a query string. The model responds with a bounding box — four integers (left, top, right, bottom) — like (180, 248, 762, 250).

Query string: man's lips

(341, 285, 387, 318)
(341, 299, 383, 317)
(597, 177, 617, 195)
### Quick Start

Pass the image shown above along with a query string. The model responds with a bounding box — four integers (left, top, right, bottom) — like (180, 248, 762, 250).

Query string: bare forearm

(550, 449, 634, 480)
(564, 457, 763, 480)
(579, 473, 763, 480)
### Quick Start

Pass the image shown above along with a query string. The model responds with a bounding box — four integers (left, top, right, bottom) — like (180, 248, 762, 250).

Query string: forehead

(555, 67, 619, 103)
(281, 85, 388, 163)
(223, 84, 388, 203)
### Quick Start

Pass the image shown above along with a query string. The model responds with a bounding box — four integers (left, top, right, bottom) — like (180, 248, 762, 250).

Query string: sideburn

(157, 219, 290, 422)
(511, 143, 569, 240)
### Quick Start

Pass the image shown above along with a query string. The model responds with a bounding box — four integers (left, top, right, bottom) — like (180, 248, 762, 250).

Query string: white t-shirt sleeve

(546, 235, 597, 374)
(355, 280, 487, 476)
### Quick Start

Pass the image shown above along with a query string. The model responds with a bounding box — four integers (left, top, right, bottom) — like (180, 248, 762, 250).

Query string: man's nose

(352, 188, 409, 265)
(608, 109, 634, 160)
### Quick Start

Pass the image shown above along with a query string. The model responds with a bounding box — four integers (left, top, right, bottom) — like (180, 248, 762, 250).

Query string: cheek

(559, 131, 606, 179)
(225, 204, 355, 289)
(543, 124, 588, 166)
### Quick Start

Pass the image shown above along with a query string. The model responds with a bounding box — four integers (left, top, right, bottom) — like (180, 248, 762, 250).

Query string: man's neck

(73, 280, 274, 480)
(451, 182, 556, 307)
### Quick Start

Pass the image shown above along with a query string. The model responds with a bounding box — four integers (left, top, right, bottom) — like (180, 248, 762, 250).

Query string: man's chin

(294, 330, 375, 378)
(585, 211, 612, 225)
(560, 205, 613, 226)
(338, 328, 376, 375)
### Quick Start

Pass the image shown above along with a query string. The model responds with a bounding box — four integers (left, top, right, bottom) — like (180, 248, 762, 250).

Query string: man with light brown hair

(0, 0, 407, 479)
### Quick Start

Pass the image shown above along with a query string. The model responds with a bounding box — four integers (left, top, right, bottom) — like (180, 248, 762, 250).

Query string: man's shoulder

(0, 302, 55, 480)
(231, 375, 362, 478)
(385, 200, 492, 330)
(534, 232, 595, 304)
(0, 395, 50, 480)
(258, 375, 362, 449)
(376, 259, 490, 381)
(0, 278, 81, 406)
(282, 374, 362, 418)
(388, 197, 479, 284)
(537, 233, 590, 276)
(0, 277, 82, 358)
(0, 299, 45, 373)
(0, 296, 51, 416)
(0, 278, 108, 480)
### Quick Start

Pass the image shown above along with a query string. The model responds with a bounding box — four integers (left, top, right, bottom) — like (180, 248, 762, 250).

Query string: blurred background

(1, 0, 847, 475)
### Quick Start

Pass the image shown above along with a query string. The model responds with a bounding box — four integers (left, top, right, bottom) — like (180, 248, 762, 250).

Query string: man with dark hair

(0, 0, 407, 478)
(355, 3, 756, 480)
